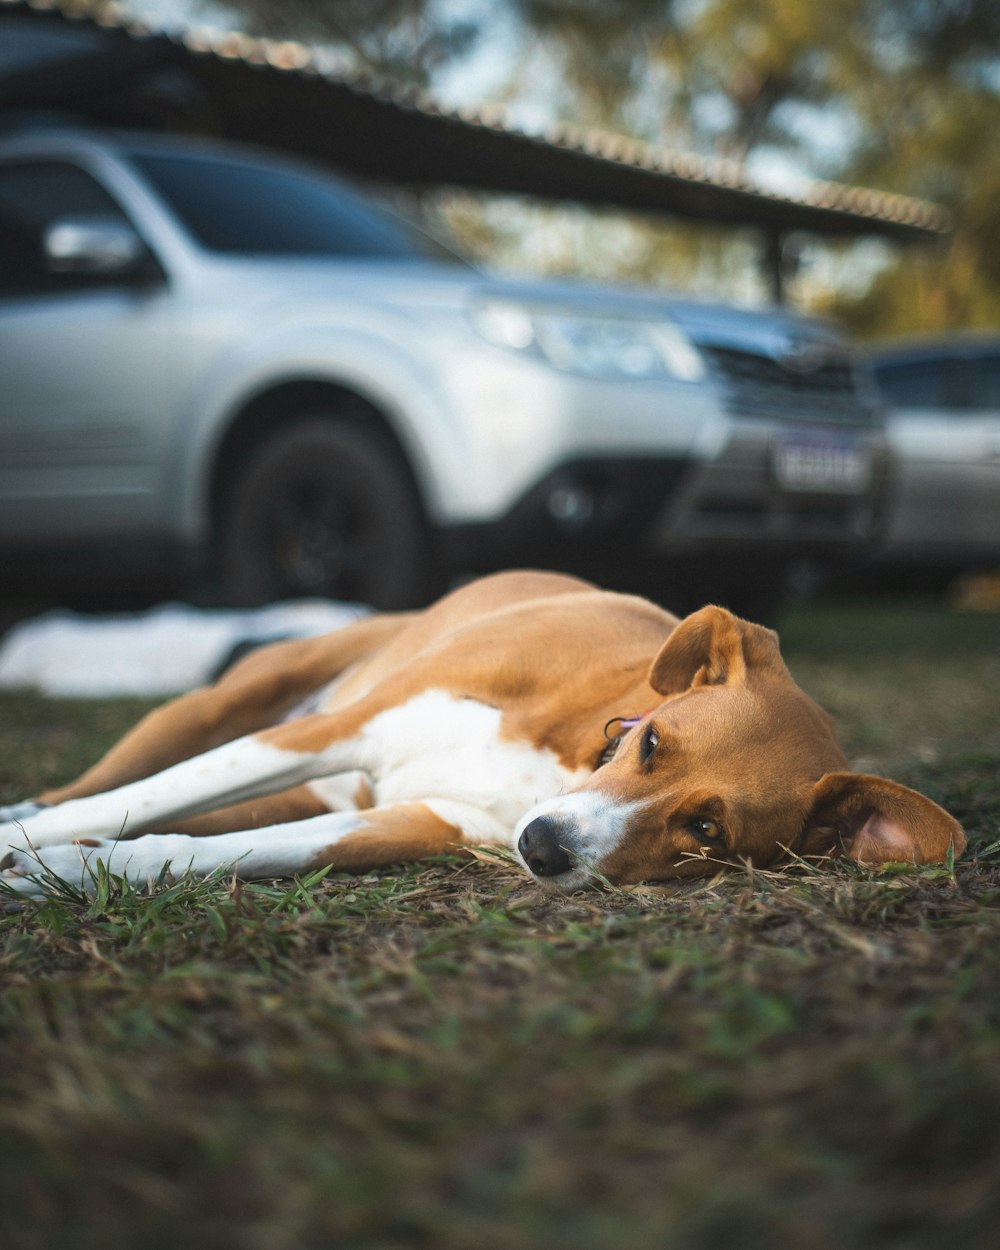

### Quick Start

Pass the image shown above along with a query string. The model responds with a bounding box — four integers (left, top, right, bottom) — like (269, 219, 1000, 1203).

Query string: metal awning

(0, 0, 949, 298)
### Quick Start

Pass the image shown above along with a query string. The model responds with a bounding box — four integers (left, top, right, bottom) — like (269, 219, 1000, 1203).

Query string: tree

(509, 0, 1000, 333)
(824, 0, 1000, 334)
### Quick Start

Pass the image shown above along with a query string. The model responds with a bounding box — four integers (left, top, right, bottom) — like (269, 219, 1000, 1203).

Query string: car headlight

(471, 300, 706, 382)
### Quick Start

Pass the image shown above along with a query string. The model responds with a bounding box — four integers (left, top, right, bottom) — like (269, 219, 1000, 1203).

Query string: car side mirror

(42, 216, 152, 278)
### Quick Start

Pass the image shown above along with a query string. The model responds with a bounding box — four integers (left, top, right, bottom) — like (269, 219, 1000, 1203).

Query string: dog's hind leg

(31, 613, 410, 808)
(0, 799, 477, 895)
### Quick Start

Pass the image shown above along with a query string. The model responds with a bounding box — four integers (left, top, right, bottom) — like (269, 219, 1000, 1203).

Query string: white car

(0, 128, 889, 613)
(869, 336, 1000, 577)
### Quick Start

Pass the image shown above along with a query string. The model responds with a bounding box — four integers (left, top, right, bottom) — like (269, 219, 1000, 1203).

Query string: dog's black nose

(518, 816, 572, 877)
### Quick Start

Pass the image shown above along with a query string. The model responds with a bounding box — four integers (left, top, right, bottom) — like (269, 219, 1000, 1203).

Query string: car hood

(476, 276, 848, 363)
(209, 256, 845, 356)
(470, 273, 848, 357)
(661, 299, 846, 358)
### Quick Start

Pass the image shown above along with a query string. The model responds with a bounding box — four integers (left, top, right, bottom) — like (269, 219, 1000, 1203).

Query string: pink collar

(603, 712, 651, 739)
(598, 712, 651, 767)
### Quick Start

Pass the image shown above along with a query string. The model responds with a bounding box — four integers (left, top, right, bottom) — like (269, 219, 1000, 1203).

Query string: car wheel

(218, 418, 437, 609)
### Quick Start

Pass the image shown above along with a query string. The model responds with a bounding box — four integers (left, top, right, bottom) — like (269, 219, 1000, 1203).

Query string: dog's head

(516, 605, 965, 889)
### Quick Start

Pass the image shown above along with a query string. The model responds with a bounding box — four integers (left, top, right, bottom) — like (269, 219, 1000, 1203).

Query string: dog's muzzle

(517, 815, 573, 878)
(515, 790, 637, 887)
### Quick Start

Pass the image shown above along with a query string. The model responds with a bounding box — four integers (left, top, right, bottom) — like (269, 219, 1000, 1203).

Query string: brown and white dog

(0, 570, 965, 895)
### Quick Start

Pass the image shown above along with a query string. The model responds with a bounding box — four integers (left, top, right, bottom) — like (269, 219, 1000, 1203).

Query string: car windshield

(127, 150, 462, 262)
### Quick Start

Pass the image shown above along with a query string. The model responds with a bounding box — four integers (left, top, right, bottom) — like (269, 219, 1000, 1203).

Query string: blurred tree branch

(208, 0, 478, 84)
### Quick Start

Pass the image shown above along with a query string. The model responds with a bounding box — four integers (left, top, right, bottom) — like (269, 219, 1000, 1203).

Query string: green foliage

(1, 595, 1000, 1246)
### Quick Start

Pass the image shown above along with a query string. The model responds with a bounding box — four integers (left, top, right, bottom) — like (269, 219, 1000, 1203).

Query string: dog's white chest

(311, 689, 582, 836)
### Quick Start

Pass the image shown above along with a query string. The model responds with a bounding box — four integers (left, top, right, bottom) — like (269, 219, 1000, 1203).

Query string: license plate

(773, 433, 872, 493)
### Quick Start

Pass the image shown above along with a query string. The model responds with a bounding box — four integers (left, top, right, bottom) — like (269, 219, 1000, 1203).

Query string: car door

(0, 159, 178, 546)
(961, 349, 1000, 555)
(874, 352, 974, 559)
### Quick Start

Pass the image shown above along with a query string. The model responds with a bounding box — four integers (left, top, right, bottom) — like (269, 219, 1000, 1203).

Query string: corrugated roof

(0, 0, 949, 242)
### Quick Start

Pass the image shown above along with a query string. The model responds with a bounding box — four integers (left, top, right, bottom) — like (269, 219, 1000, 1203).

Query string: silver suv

(0, 129, 888, 612)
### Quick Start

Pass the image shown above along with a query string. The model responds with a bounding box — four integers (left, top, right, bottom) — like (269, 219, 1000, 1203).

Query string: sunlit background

(2, 0, 998, 639)
(125, 0, 1000, 330)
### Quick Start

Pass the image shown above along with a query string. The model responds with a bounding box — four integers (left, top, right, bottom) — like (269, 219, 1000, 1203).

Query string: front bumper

(649, 421, 891, 558)
(443, 428, 890, 576)
(443, 455, 691, 570)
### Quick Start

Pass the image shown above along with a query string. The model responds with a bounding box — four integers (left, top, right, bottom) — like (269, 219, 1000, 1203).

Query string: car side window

(968, 352, 1000, 410)
(872, 356, 960, 409)
(875, 357, 970, 410)
(0, 161, 130, 297)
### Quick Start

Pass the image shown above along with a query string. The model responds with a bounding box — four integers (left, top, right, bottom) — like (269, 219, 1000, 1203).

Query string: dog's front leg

(0, 713, 372, 854)
(0, 800, 479, 895)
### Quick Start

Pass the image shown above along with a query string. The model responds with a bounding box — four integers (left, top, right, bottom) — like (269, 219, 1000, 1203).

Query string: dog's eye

(686, 817, 723, 844)
(639, 724, 659, 763)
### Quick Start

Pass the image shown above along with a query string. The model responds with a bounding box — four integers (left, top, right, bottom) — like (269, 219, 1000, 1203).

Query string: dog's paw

(0, 840, 111, 896)
(0, 800, 46, 825)
(0, 848, 50, 896)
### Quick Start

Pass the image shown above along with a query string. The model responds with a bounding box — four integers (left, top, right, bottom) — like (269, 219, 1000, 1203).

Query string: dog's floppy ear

(648, 605, 787, 695)
(800, 772, 966, 866)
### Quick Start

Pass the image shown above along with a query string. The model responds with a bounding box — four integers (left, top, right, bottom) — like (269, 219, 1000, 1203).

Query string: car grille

(703, 345, 875, 422)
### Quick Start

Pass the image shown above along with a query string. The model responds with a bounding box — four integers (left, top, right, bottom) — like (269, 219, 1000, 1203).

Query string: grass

(1, 594, 1000, 1249)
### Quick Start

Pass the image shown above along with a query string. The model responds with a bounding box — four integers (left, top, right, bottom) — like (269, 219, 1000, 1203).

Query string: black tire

(217, 418, 436, 610)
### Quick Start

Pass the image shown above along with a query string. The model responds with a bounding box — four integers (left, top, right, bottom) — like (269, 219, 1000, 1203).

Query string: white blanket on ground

(0, 600, 368, 697)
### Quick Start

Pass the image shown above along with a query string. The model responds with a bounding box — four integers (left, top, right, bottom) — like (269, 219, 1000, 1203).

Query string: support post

(763, 229, 786, 305)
